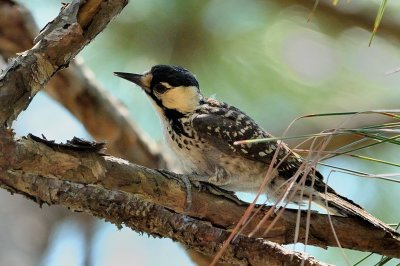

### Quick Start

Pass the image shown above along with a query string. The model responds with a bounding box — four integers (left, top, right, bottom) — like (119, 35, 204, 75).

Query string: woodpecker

(114, 65, 362, 216)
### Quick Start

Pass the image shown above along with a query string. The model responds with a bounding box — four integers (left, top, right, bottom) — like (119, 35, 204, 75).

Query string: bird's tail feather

(314, 191, 396, 233)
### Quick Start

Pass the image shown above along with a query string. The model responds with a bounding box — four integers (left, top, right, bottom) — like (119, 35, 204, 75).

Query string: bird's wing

(192, 100, 339, 194)
(192, 99, 301, 168)
(192, 102, 276, 164)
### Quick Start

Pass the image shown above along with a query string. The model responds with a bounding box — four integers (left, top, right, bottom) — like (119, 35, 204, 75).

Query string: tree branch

(0, 130, 398, 258)
(0, 169, 327, 266)
(0, 0, 127, 126)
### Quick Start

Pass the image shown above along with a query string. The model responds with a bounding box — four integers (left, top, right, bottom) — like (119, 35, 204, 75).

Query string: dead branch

(0, 0, 127, 126)
(0, 130, 398, 258)
(0, 173, 325, 266)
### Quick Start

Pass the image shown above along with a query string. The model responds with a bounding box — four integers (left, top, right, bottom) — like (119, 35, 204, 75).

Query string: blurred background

(1, 0, 400, 265)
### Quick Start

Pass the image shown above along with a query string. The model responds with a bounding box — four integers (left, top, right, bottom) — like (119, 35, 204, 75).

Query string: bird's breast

(164, 118, 210, 174)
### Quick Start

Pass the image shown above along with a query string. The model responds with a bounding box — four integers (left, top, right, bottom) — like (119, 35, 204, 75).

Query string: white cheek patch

(161, 86, 201, 113)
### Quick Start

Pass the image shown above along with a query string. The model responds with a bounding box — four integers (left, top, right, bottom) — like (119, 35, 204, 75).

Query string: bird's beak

(114, 72, 151, 92)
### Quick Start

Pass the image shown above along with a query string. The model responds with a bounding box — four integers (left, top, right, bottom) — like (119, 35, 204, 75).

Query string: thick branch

(0, 131, 398, 258)
(0, 0, 127, 126)
(0, 170, 326, 266)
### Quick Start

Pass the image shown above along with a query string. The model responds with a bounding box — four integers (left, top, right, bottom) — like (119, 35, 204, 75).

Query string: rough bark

(0, 168, 326, 266)
(0, 131, 398, 258)
(0, 0, 127, 126)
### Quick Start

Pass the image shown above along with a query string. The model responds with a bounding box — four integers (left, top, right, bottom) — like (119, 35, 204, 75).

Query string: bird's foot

(188, 170, 243, 205)
(155, 169, 193, 212)
(179, 174, 193, 212)
(209, 167, 231, 186)
(188, 168, 231, 187)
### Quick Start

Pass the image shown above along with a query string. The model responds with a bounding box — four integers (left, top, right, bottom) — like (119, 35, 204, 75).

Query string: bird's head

(114, 65, 203, 117)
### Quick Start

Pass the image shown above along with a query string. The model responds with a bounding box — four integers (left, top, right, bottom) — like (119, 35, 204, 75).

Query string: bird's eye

(154, 83, 169, 94)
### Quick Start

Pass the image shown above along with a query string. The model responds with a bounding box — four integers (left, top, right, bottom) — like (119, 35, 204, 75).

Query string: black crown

(150, 65, 199, 88)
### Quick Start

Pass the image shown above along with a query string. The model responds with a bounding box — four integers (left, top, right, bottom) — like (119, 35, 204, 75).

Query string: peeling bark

(0, 131, 399, 258)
